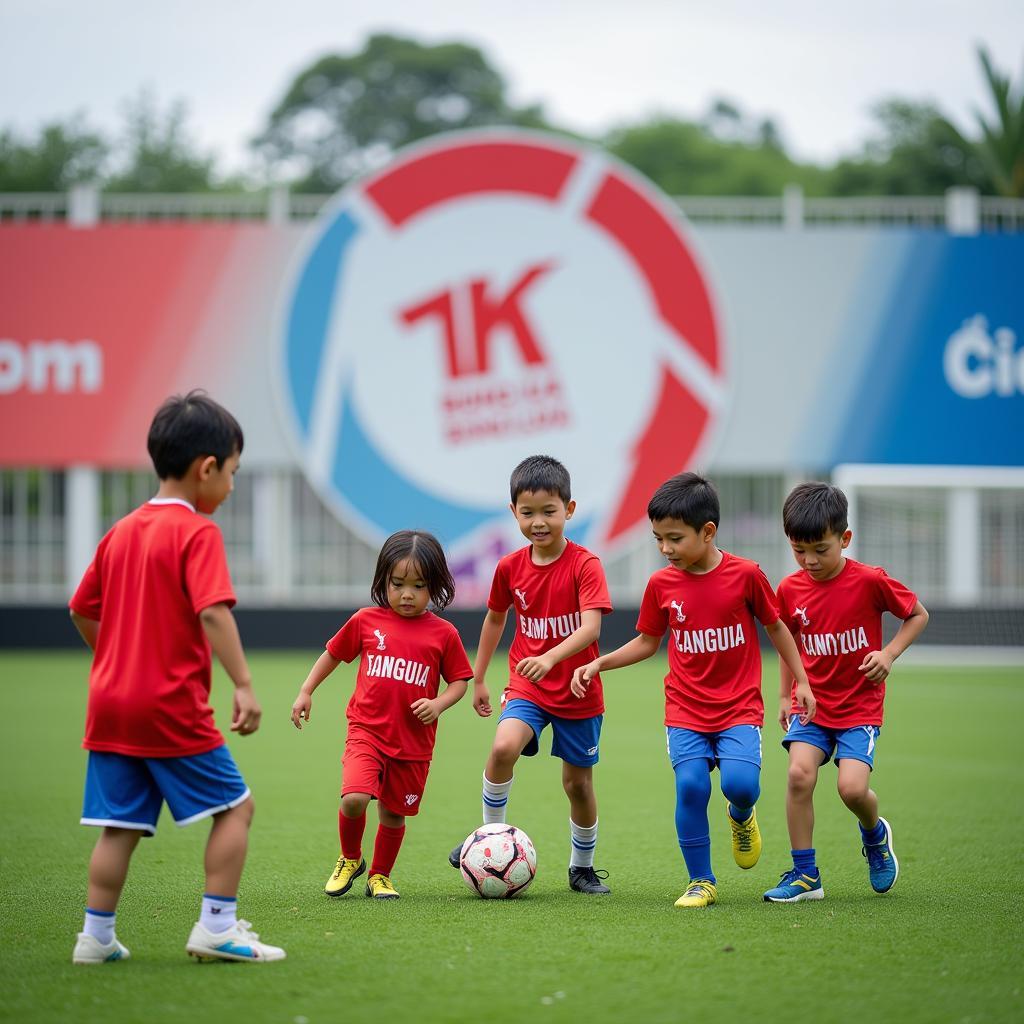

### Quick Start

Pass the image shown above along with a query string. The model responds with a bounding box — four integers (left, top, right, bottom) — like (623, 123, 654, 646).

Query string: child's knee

(788, 760, 817, 793)
(562, 773, 593, 803)
(340, 793, 370, 817)
(837, 776, 869, 807)
(490, 735, 524, 766)
(721, 764, 760, 808)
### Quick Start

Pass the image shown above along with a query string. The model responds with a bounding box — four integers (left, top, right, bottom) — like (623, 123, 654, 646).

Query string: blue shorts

(666, 724, 763, 769)
(81, 745, 250, 834)
(499, 698, 603, 767)
(783, 719, 881, 769)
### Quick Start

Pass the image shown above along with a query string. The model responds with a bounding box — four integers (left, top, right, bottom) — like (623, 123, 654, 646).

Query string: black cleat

(568, 866, 611, 894)
(449, 842, 463, 869)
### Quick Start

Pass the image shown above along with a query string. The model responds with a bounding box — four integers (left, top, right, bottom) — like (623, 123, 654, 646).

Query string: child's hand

(472, 680, 492, 718)
(778, 698, 792, 732)
(793, 681, 816, 724)
(570, 660, 600, 699)
(291, 692, 312, 730)
(859, 650, 893, 683)
(232, 685, 262, 735)
(410, 697, 441, 724)
(516, 654, 553, 683)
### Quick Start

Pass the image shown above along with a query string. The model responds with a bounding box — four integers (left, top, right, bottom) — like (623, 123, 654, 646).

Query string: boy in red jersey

(572, 473, 815, 908)
(68, 391, 284, 964)
(448, 455, 614, 894)
(763, 483, 928, 903)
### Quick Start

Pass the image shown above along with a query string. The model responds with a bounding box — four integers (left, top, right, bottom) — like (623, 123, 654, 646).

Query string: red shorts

(341, 737, 430, 816)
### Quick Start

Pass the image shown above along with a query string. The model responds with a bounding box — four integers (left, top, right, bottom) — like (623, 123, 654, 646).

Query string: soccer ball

(459, 823, 537, 899)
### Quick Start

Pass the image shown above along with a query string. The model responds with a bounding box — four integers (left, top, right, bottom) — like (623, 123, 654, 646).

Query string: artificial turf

(0, 651, 1021, 1023)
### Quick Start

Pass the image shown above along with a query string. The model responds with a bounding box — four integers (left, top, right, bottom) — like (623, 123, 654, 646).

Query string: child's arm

(200, 603, 261, 736)
(291, 650, 342, 730)
(570, 632, 662, 698)
(69, 610, 99, 652)
(778, 652, 797, 731)
(516, 609, 603, 683)
(765, 619, 816, 725)
(860, 600, 930, 682)
(471, 608, 508, 718)
(410, 678, 471, 725)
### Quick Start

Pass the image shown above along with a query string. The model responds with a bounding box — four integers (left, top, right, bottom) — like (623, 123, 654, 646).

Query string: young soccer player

(447, 455, 614, 894)
(69, 391, 284, 964)
(292, 530, 473, 900)
(572, 472, 815, 908)
(763, 483, 929, 903)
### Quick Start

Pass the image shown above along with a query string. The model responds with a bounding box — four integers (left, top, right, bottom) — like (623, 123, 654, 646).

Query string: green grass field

(1, 651, 1021, 1024)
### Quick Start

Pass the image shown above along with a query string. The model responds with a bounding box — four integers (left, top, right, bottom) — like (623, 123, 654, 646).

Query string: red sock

(339, 809, 366, 860)
(369, 824, 406, 877)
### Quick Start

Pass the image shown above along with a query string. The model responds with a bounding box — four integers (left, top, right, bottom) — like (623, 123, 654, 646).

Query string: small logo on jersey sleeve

(670, 599, 686, 623)
(794, 607, 810, 627)
(514, 588, 529, 610)
(373, 629, 387, 650)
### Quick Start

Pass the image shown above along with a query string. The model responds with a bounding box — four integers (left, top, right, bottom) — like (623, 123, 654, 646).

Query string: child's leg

(786, 742, 823, 850)
(481, 718, 534, 823)
(562, 762, 598, 865)
(673, 758, 715, 882)
(87, 827, 143, 912)
(339, 792, 372, 859)
(836, 758, 878, 830)
(719, 759, 760, 822)
(370, 803, 407, 878)
(203, 797, 254, 897)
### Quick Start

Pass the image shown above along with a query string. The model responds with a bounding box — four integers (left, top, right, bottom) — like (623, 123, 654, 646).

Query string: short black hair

(509, 455, 571, 505)
(783, 482, 849, 542)
(370, 530, 456, 611)
(647, 472, 720, 530)
(147, 390, 244, 480)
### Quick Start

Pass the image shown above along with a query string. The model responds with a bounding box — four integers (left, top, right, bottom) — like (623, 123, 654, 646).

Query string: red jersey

(636, 552, 779, 732)
(69, 499, 237, 758)
(327, 607, 473, 761)
(776, 558, 918, 728)
(488, 541, 612, 718)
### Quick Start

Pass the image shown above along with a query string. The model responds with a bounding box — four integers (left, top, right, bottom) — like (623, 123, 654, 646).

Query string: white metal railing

(2, 187, 1022, 230)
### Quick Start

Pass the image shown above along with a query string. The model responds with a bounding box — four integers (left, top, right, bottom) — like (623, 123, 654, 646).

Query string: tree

(252, 33, 550, 191)
(105, 90, 218, 192)
(0, 119, 107, 191)
(969, 46, 1024, 197)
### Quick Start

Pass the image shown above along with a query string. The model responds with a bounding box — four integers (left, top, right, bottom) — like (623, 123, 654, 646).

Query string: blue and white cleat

(186, 919, 286, 962)
(763, 868, 825, 903)
(72, 932, 131, 964)
(863, 816, 899, 893)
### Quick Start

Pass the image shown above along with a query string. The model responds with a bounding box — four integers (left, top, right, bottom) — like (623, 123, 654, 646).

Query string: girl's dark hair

(370, 530, 456, 611)
(147, 390, 244, 480)
(509, 455, 571, 504)
(647, 472, 720, 529)
(783, 483, 849, 542)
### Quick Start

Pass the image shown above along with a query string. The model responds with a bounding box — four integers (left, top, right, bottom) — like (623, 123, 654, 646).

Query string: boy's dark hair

(147, 390, 244, 480)
(509, 455, 571, 505)
(783, 482, 849, 542)
(370, 530, 456, 611)
(647, 472, 720, 529)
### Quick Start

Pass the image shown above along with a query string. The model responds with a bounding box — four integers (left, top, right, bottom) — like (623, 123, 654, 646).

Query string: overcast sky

(2, 0, 1021, 179)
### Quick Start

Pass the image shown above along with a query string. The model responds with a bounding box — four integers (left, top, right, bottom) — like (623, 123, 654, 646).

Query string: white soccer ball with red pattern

(459, 824, 537, 899)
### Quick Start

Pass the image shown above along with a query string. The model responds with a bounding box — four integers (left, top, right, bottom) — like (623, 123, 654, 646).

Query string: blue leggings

(673, 758, 761, 884)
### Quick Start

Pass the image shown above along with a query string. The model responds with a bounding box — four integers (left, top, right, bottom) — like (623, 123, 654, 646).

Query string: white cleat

(72, 932, 131, 964)
(185, 919, 286, 963)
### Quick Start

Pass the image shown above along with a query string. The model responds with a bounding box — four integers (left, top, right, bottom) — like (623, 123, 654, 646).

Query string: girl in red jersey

(291, 530, 473, 899)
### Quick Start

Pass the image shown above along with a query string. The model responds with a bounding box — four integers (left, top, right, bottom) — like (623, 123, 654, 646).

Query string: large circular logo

(278, 129, 728, 568)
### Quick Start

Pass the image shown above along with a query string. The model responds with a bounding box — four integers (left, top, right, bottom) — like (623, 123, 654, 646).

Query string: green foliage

(971, 46, 1024, 197)
(1, 652, 1021, 1023)
(0, 118, 107, 191)
(252, 33, 550, 191)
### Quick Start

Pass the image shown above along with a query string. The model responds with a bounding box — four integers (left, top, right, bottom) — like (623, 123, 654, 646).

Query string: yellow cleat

(325, 855, 366, 897)
(728, 804, 762, 869)
(366, 873, 400, 900)
(674, 880, 717, 908)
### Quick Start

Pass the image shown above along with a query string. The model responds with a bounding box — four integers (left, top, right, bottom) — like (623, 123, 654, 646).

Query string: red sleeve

(486, 559, 513, 614)
(874, 569, 918, 619)
(577, 555, 612, 614)
(184, 522, 236, 614)
(636, 576, 668, 637)
(326, 610, 364, 663)
(775, 578, 795, 632)
(749, 565, 780, 626)
(69, 544, 104, 620)
(440, 625, 474, 683)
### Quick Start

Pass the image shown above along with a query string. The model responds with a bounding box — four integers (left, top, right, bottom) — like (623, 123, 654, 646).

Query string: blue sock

(200, 893, 237, 933)
(83, 908, 115, 945)
(727, 802, 753, 823)
(673, 759, 716, 883)
(792, 848, 818, 876)
(861, 820, 886, 845)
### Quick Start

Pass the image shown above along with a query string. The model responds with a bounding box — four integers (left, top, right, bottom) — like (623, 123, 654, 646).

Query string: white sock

(569, 819, 598, 868)
(200, 894, 237, 933)
(83, 909, 116, 945)
(482, 774, 513, 824)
